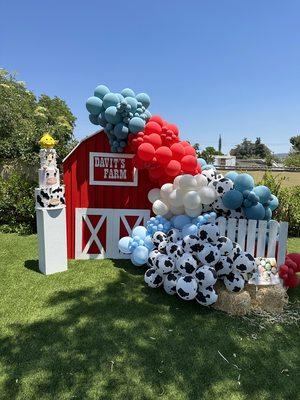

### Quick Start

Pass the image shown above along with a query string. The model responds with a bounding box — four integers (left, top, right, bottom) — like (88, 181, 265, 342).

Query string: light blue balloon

(264, 207, 272, 221)
(121, 88, 135, 98)
(136, 93, 150, 108)
(172, 215, 192, 230)
(105, 106, 122, 124)
(129, 117, 145, 133)
(89, 114, 100, 125)
(234, 173, 254, 192)
(102, 93, 119, 109)
(131, 253, 143, 266)
(243, 203, 265, 220)
(243, 199, 252, 208)
(117, 93, 124, 102)
(269, 194, 279, 211)
(144, 110, 152, 120)
(182, 223, 198, 237)
(125, 97, 138, 113)
(86, 96, 103, 115)
(144, 235, 154, 250)
(202, 164, 215, 170)
(222, 190, 244, 209)
(118, 236, 132, 254)
(197, 158, 207, 167)
(132, 226, 147, 240)
(132, 245, 149, 265)
(94, 85, 110, 99)
(247, 191, 259, 203)
(98, 112, 107, 126)
(253, 185, 271, 204)
(225, 171, 238, 182)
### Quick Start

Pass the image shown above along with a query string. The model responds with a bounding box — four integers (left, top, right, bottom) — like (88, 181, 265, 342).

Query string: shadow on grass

(0, 260, 298, 399)
(24, 259, 41, 273)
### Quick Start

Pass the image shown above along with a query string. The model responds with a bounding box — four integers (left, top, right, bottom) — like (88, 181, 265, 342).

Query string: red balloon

(132, 154, 145, 169)
(155, 146, 172, 164)
(181, 141, 191, 147)
(149, 115, 164, 126)
(184, 146, 196, 156)
(144, 121, 162, 135)
(158, 176, 171, 186)
(165, 160, 181, 177)
(147, 133, 162, 148)
(137, 143, 155, 162)
(149, 166, 163, 179)
(165, 123, 179, 136)
(170, 143, 185, 161)
(181, 155, 197, 173)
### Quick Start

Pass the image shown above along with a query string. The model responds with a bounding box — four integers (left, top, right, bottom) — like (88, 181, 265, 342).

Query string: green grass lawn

(0, 234, 299, 400)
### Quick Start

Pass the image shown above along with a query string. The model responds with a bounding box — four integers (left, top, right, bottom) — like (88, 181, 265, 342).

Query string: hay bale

(213, 284, 251, 316)
(245, 284, 288, 314)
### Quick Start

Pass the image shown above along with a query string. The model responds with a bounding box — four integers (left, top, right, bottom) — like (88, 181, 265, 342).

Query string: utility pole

(218, 134, 222, 153)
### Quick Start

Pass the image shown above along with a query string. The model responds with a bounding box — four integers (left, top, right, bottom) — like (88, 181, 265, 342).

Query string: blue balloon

(118, 236, 132, 254)
(121, 88, 135, 98)
(131, 253, 143, 266)
(243, 203, 265, 220)
(253, 185, 271, 204)
(132, 245, 149, 265)
(197, 158, 207, 167)
(105, 106, 122, 124)
(234, 173, 254, 192)
(247, 191, 259, 203)
(135, 93, 150, 108)
(102, 93, 119, 109)
(225, 171, 239, 182)
(125, 97, 138, 113)
(243, 199, 252, 208)
(89, 114, 100, 125)
(94, 85, 110, 99)
(202, 164, 215, 170)
(129, 117, 145, 133)
(86, 96, 103, 115)
(143, 110, 152, 120)
(172, 215, 192, 230)
(222, 190, 244, 209)
(132, 226, 147, 240)
(269, 194, 279, 211)
(264, 207, 272, 221)
(182, 223, 198, 237)
(144, 235, 154, 250)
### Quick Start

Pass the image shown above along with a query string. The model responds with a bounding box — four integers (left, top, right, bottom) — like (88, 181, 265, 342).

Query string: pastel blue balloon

(129, 117, 145, 133)
(121, 88, 135, 98)
(117, 93, 124, 102)
(144, 235, 154, 250)
(182, 223, 198, 237)
(247, 191, 259, 203)
(94, 85, 110, 99)
(202, 164, 215, 170)
(98, 111, 107, 126)
(172, 215, 192, 230)
(132, 245, 149, 265)
(243, 203, 265, 220)
(253, 185, 271, 204)
(86, 96, 103, 115)
(132, 226, 147, 240)
(224, 171, 238, 182)
(243, 198, 252, 208)
(234, 173, 254, 192)
(144, 110, 152, 119)
(131, 253, 143, 266)
(105, 106, 122, 124)
(197, 158, 207, 167)
(89, 114, 100, 125)
(118, 236, 132, 254)
(136, 93, 150, 108)
(125, 97, 138, 112)
(102, 93, 119, 109)
(269, 194, 279, 211)
(264, 207, 272, 221)
(222, 189, 244, 210)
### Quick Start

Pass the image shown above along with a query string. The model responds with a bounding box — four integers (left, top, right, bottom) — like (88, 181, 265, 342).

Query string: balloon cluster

(128, 116, 200, 186)
(279, 253, 300, 289)
(142, 223, 256, 306)
(86, 85, 151, 152)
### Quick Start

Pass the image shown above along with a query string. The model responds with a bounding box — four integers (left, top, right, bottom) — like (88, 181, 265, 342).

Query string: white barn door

(75, 208, 150, 260)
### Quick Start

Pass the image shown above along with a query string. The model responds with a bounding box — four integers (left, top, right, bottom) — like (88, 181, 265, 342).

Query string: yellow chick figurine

(39, 133, 59, 149)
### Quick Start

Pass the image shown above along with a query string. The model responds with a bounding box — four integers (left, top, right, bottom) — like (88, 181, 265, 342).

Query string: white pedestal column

(36, 206, 68, 275)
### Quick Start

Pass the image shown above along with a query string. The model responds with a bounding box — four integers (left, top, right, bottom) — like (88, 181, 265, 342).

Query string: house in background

(213, 155, 236, 168)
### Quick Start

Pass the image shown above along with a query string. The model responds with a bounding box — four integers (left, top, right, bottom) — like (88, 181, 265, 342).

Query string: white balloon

(169, 189, 184, 207)
(183, 191, 201, 209)
(173, 175, 182, 189)
(160, 183, 173, 200)
(198, 186, 217, 205)
(164, 210, 174, 220)
(170, 205, 185, 215)
(152, 200, 169, 216)
(195, 174, 208, 188)
(179, 174, 198, 191)
(148, 188, 161, 204)
(185, 205, 203, 217)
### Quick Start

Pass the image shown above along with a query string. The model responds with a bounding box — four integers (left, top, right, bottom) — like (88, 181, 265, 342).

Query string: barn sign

(89, 152, 137, 186)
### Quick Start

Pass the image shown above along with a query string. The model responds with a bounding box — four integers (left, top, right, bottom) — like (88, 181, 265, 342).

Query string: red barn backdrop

(63, 130, 155, 259)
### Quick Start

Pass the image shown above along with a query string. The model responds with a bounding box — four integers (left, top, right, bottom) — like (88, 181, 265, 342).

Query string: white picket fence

(215, 217, 289, 266)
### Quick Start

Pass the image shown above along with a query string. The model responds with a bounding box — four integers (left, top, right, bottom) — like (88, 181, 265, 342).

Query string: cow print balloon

(214, 255, 233, 277)
(152, 231, 167, 247)
(195, 287, 218, 306)
(155, 254, 175, 275)
(182, 235, 202, 253)
(214, 178, 233, 197)
(144, 268, 163, 288)
(167, 228, 182, 243)
(163, 272, 180, 295)
(198, 224, 220, 243)
(166, 243, 184, 260)
(158, 240, 168, 254)
(226, 208, 244, 219)
(176, 276, 198, 300)
(216, 236, 233, 256)
(147, 249, 160, 268)
(230, 242, 242, 260)
(195, 265, 217, 288)
(233, 252, 256, 274)
(224, 272, 245, 292)
(213, 197, 229, 213)
(202, 169, 217, 183)
(176, 253, 198, 276)
(197, 243, 221, 266)
(202, 203, 214, 212)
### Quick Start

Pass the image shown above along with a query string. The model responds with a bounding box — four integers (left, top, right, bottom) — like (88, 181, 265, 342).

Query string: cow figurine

(35, 186, 65, 209)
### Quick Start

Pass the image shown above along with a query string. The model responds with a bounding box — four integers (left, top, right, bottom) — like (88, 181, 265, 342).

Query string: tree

(193, 143, 223, 164)
(0, 69, 77, 170)
(290, 135, 300, 153)
(284, 134, 300, 167)
(230, 137, 271, 159)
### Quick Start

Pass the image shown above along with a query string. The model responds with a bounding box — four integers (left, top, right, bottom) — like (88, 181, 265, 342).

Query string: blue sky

(1, 0, 300, 153)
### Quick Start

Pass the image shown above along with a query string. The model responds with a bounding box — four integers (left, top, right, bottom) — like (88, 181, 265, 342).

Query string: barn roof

(62, 129, 103, 163)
